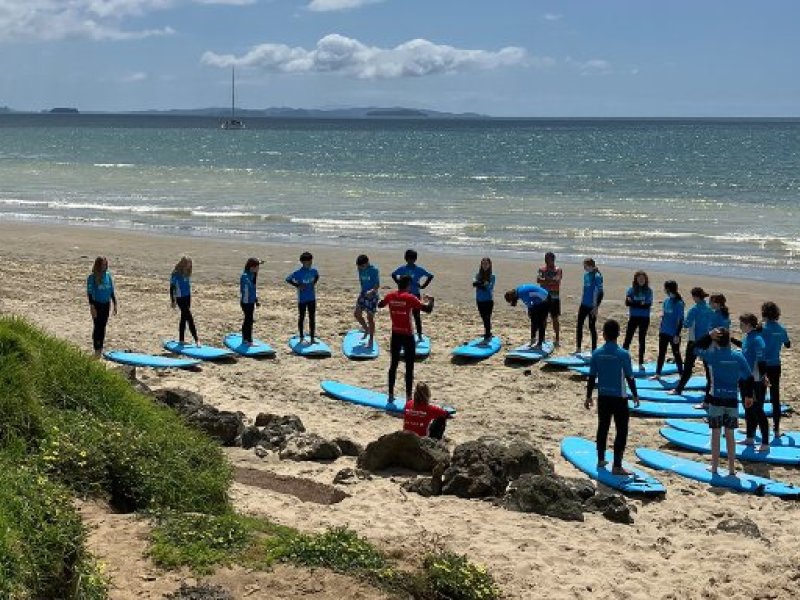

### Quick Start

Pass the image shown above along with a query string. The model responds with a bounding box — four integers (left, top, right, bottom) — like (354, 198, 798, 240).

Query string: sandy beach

(1, 220, 799, 600)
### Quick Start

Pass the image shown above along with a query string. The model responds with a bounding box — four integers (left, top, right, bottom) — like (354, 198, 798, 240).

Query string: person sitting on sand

(760, 301, 791, 437)
(653, 280, 684, 379)
(473, 257, 495, 342)
(285, 251, 319, 344)
(584, 319, 640, 475)
(736, 313, 769, 451)
(378, 276, 434, 403)
(87, 256, 118, 358)
(622, 270, 653, 368)
(504, 283, 550, 348)
(170, 256, 199, 347)
(695, 328, 754, 475)
(240, 258, 261, 345)
(576, 258, 604, 353)
(354, 254, 380, 349)
(403, 382, 451, 440)
(391, 249, 434, 342)
(537, 252, 562, 346)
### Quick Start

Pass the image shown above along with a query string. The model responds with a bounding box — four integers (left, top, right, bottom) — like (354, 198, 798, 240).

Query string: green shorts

(708, 405, 738, 430)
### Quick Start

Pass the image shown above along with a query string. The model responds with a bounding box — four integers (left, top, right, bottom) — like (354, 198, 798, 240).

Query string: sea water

(0, 115, 798, 282)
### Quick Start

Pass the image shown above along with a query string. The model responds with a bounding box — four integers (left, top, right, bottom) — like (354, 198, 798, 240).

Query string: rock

(716, 517, 761, 539)
(441, 437, 553, 498)
(402, 477, 435, 497)
(279, 433, 342, 461)
(332, 436, 363, 457)
(254, 413, 305, 434)
(182, 405, 244, 447)
(563, 477, 597, 502)
(504, 474, 585, 522)
(153, 388, 204, 416)
(166, 583, 234, 600)
(333, 468, 372, 485)
(254, 445, 270, 459)
(584, 491, 635, 525)
(357, 431, 450, 473)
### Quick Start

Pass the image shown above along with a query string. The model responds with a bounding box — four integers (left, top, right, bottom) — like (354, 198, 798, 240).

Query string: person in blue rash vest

(87, 256, 118, 358)
(670, 287, 713, 394)
(240, 258, 261, 345)
(285, 251, 320, 344)
(576, 258, 604, 353)
(760, 301, 791, 437)
(585, 319, 640, 474)
(391, 249, 433, 342)
(653, 280, 684, 379)
(170, 256, 199, 346)
(354, 254, 380, 349)
(473, 257, 496, 342)
(504, 283, 550, 348)
(734, 313, 769, 451)
(695, 328, 754, 475)
(623, 270, 653, 368)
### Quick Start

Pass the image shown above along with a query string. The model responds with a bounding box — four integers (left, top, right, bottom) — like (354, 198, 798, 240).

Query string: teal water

(1, 115, 798, 282)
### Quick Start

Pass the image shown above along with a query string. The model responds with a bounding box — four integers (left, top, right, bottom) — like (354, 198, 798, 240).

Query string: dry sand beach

(2, 221, 799, 599)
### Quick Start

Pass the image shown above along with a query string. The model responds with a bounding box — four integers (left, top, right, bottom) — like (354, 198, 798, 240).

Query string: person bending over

(504, 283, 550, 348)
(585, 319, 640, 475)
(378, 276, 434, 403)
(403, 382, 451, 440)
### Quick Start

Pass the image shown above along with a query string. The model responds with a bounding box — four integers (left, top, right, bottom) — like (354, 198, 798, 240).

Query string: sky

(0, 0, 798, 117)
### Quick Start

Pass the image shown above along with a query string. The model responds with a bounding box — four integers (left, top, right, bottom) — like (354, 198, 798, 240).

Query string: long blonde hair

(173, 256, 193, 277)
(92, 256, 107, 284)
(413, 382, 431, 405)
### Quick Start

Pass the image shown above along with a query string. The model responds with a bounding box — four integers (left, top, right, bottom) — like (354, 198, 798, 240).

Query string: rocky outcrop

(153, 388, 244, 446)
(279, 433, 342, 461)
(357, 431, 450, 473)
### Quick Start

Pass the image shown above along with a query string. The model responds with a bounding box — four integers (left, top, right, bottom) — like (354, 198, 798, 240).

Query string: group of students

(86, 251, 792, 455)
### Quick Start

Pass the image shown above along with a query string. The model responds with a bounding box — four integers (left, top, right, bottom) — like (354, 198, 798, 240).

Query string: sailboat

(220, 67, 245, 130)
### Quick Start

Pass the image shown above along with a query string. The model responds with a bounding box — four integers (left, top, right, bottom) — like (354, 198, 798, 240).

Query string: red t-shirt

(381, 290, 424, 335)
(403, 400, 449, 437)
(537, 264, 562, 295)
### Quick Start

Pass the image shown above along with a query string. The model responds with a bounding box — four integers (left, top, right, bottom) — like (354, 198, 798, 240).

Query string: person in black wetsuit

(622, 270, 652, 367)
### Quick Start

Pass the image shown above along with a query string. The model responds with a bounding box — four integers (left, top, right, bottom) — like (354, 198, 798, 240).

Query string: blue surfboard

(223, 333, 276, 358)
(288, 336, 332, 357)
(635, 389, 706, 403)
(104, 350, 200, 369)
(635, 375, 707, 391)
(506, 341, 555, 362)
(665, 419, 800, 447)
(630, 400, 786, 419)
(320, 380, 456, 416)
(660, 427, 800, 465)
(571, 362, 679, 378)
(635, 448, 800, 498)
(560, 437, 665, 495)
(341, 329, 380, 360)
(542, 352, 592, 368)
(451, 336, 502, 359)
(398, 335, 431, 359)
(163, 340, 235, 361)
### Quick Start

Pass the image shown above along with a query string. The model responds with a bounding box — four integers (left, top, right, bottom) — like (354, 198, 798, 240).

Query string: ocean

(1, 114, 798, 283)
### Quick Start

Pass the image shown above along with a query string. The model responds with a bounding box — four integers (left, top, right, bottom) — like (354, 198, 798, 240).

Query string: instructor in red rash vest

(378, 276, 435, 403)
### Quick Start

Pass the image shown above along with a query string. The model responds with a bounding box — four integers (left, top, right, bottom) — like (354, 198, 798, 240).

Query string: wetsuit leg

(176, 296, 197, 342)
(596, 395, 614, 464)
(741, 381, 756, 438)
(402, 334, 416, 399)
(477, 300, 493, 338)
(670, 337, 684, 374)
(637, 318, 649, 366)
(298, 302, 307, 338)
(241, 302, 255, 343)
(623, 318, 637, 350)
(675, 341, 697, 393)
(754, 380, 770, 442)
(428, 417, 447, 440)
(576, 304, 591, 349)
(388, 333, 402, 398)
(92, 302, 111, 352)
(588, 309, 598, 351)
(765, 365, 782, 432)
(307, 300, 316, 340)
(412, 293, 423, 338)
(656, 333, 670, 374)
(611, 397, 630, 468)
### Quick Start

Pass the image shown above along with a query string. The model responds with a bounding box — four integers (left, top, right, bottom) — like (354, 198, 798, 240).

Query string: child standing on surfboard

(760, 301, 791, 438)
(585, 319, 639, 474)
(87, 256, 118, 358)
(354, 254, 380, 349)
(170, 256, 199, 347)
(653, 280, 684, 379)
(391, 249, 434, 343)
(240, 258, 261, 345)
(537, 252, 562, 346)
(622, 271, 652, 368)
(285, 251, 319, 344)
(576, 258, 603, 354)
(473, 257, 495, 342)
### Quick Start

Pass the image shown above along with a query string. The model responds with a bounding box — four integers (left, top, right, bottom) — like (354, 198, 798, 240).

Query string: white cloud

(202, 34, 531, 79)
(307, 0, 382, 12)
(567, 57, 612, 74)
(194, 0, 256, 5)
(120, 71, 149, 82)
(543, 13, 562, 21)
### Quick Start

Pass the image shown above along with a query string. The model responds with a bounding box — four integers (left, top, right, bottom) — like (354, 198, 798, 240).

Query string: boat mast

(231, 66, 236, 121)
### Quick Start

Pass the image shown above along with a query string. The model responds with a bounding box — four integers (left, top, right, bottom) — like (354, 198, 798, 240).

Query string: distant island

(48, 107, 80, 114)
(127, 106, 487, 119)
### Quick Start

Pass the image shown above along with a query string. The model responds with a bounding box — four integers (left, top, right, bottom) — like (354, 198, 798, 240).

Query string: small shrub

(421, 551, 501, 600)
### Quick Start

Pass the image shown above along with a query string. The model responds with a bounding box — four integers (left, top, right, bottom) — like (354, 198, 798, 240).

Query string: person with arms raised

(585, 319, 640, 475)
(378, 276, 434, 403)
